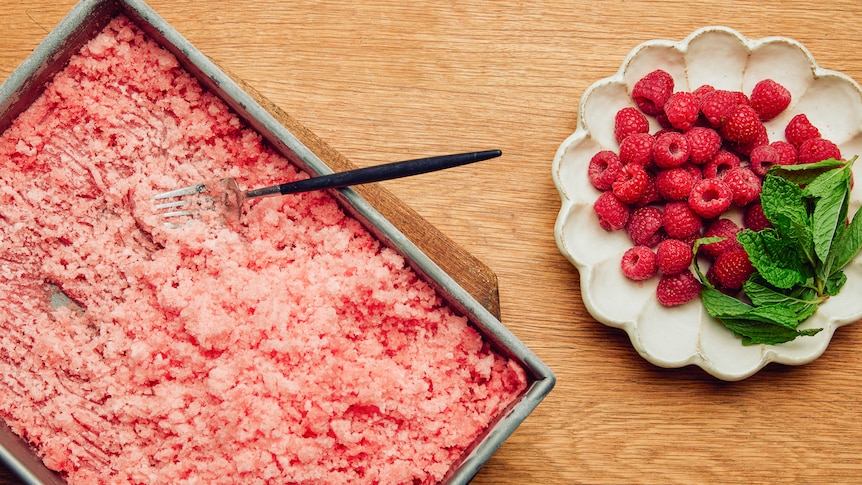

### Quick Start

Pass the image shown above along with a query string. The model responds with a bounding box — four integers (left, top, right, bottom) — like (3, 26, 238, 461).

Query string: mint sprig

(694, 156, 862, 345)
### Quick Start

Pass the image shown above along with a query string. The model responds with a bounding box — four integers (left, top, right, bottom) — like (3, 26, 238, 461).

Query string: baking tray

(0, 1, 555, 484)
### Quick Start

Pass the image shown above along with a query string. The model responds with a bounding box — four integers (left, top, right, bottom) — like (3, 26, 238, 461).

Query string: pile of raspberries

(589, 69, 842, 307)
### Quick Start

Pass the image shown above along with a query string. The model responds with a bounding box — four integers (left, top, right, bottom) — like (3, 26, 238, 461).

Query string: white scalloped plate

(552, 26, 862, 381)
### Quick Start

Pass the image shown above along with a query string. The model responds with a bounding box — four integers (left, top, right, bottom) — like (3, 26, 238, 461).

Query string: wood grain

(3, 1, 862, 484)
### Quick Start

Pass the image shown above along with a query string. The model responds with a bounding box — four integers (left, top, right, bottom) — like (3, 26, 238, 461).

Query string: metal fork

(153, 149, 502, 223)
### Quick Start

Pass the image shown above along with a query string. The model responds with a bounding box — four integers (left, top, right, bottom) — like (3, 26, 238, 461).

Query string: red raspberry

(681, 163, 704, 182)
(634, 171, 661, 207)
(627, 205, 665, 247)
(797, 137, 842, 164)
(656, 167, 696, 201)
(731, 91, 751, 106)
(588, 150, 624, 191)
(732, 122, 769, 157)
(749, 79, 791, 121)
(700, 218, 742, 259)
(712, 248, 754, 290)
(619, 132, 655, 167)
(691, 84, 716, 105)
(612, 163, 649, 204)
(720, 104, 764, 144)
(656, 238, 694, 275)
(702, 150, 741, 179)
(721, 166, 762, 206)
(663, 201, 703, 239)
(699, 89, 737, 127)
(743, 201, 772, 231)
(684, 127, 722, 165)
(632, 69, 674, 116)
(655, 112, 674, 130)
(688, 178, 732, 219)
(784, 113, 820, 148)
(748, 144, 780, 177)
(653, 131, 690, 168)
(614, 107, 650, 143)
(593, 191, 630, 231)
(621, 245, 658, 281)
(704, 265, 726, 293)
(664, 91, 699, 131)
(770, 140, 798, 166)
(656, 269, 701, 307)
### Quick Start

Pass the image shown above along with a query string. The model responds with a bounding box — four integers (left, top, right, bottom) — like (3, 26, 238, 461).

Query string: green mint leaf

(759, 173, 815, 265)
(721, 318, 823, 346)
(812, 183, 849, 264)
(768, 158, 847, 186)
(701, 285, 813, 329)
(700, 286, 755, 318)
(803, 165, 850, 198)
(743, 276, 819, 308)
(824, 270, 847, 297)
(760, 173, 809, 231)
(805, 167, 851, 264)
(737, 229, 807, 289)
(745, 303, 816, 329)
(829, 198, 862, 271)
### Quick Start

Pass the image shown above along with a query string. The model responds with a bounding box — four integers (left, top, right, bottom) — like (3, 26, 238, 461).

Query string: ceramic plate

(552, 26, 862, 380)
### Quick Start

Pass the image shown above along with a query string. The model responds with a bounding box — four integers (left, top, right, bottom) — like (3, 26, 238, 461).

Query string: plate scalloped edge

(552, 25, 862, 381)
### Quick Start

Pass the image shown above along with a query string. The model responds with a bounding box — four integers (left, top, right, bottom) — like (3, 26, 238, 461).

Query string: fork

(153, 149, 502, 223)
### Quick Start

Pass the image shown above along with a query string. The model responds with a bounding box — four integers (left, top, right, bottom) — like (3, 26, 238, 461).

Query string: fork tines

(153, 182, 208, 218)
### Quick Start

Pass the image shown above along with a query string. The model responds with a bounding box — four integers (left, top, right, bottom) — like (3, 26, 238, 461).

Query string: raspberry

(653, 131, 690, 168)
(749, 79, 791, 121)
(770, 140, 798, 166)
(712, 248, 754, 290)
(614, 107, 650, 143)
(634, 171, 661, 207)
(612, 162, 649, 204)
(656, 167, 696, 201)
(702, 150, 741, 179)
(593, 191, 630, 231)
(619, 132, 655, 167)
(797, 137, 842, 164)
(688, 178, 732, 219)
(620, 245, 658, 281)
(721, 166, 762, 206)
(731, 91, 751, 106)
(700, 218, 742, 259)
(632, 69, 674, 116)
(664, 91, 699, 131)
(656, 269, 701, 307)
(720, 104, 763, 144)
(748, 144, 780, 177)
(699, 89, 737, 127)
(684, 127, 722, 165)
(691, 84, 716, 105)
(655, 238, 694, 275)
(655, 111, 674, 130)
(785, 113, 820, 148)
(588, 150, 624, 191)
(663, 201, 703, 239)
(743, 201, 772, 231)
(627, 206, 665, 247)
(681, 163, 704, 182)
(732, 122, 769, 157)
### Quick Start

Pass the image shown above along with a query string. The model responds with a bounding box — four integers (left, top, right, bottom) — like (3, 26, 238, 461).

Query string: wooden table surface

(3, 1, 862, 484)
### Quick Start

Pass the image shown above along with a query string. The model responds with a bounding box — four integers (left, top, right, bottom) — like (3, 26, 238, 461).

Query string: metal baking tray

(0, 1, 555, 483)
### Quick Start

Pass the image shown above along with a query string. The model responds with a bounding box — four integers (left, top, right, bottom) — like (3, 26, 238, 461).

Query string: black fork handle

(245, 150, 502, 199)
